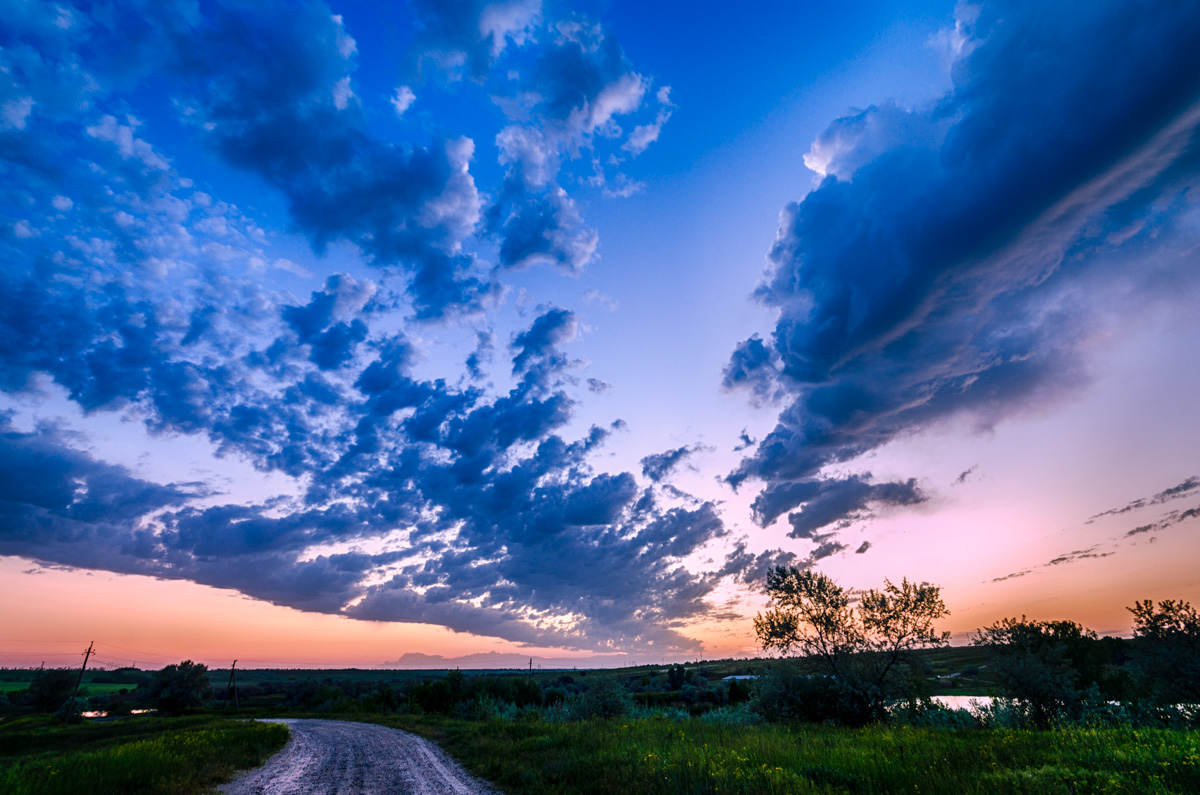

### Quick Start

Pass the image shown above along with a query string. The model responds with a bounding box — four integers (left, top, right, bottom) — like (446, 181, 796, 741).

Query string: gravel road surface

(220, 719, 500, 795)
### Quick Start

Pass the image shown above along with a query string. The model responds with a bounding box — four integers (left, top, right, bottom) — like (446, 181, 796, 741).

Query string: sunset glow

(2, 0, 1199, 670)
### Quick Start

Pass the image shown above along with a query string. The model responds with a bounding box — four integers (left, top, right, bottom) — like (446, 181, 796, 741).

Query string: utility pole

(528, 657, 532, 676)
(65, 641, 93, 725)
(227, 660, 239, 711)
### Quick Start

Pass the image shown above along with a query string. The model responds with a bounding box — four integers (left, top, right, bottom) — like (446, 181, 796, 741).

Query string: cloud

(0, 0, 732, 654)
(169, 2, 489, 318)
(391, 85, 416, 116)
(952, 465, 978, 486)
(640, 445, 696, 483)
(727, 1, 1200, 551)
(0, 291, 731, 651)
(623, 83, 673, 156)
(1088, 475, 1200, 521)
(412, 0, 542, 79)
(1123, 505, 1200, 538)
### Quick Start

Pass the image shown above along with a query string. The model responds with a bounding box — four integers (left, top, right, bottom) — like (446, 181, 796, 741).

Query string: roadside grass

(0, 714, 288, 795)
(369, 714, 1200, 795)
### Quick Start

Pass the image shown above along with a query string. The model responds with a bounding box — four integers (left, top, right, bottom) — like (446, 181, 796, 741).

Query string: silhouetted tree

(29, 669, 79, 713)
(974, 617, 1099, 728)
(1128, 599, 1200, 704)
(147, 660, 213, 716)
(755, 567, 949, 724)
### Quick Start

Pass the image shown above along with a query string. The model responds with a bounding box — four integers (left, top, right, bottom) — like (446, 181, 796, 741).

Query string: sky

(2, 0, 1199, 670)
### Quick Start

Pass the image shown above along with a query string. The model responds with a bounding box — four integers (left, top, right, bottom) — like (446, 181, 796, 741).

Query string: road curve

(220, 718, 500, 795)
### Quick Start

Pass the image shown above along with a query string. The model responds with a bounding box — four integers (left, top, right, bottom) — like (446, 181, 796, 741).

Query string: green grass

(0, 682, 132, 696)
(364, 715, 1200, 795)
(0, 714, 288, 795)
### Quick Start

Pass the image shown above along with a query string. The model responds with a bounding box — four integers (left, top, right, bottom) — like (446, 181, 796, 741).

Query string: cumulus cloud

(0, 0, 729, 654)
(391, 85, 416, 116)
(640, 445, 696, 483)
(727, 1, 1200, 554)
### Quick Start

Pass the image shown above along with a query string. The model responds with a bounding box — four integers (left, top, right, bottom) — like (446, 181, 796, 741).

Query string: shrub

(571, 677, 631, 719)
(146, 660, 214, 716)
(29, 670, 79, 713)
(974, 618, 1097, 728)
(54, 697, 90, 724)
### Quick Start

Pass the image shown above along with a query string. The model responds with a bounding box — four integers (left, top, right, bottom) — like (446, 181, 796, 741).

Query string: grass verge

(364, 714, 1200, 795)
(0, 714, 288, 795)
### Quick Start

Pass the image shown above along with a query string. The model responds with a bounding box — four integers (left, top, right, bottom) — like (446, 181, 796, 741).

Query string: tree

(29, 669, 80, 713)
(754, 567, 950, 724)
(973, 617, 1099, 728)
(1128, 599, 1200, 704)
(147, 660, 213, 716)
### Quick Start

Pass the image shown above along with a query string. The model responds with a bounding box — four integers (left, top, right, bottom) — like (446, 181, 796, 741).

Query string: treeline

(4, 573, 1195, 733)
(752, 567, 1200, 729)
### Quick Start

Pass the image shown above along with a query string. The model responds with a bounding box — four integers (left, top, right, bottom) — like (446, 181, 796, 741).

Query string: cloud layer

(727, 1, 1200, 552)
(0, 0, 726, 654)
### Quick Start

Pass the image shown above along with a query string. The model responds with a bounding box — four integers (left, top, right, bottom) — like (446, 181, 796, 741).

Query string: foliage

(0, 715, 288, 795)
(28, 670, 80, 714)
(146, 660, 214, 716)
(53, 697, 89, 724)
(754, 567, 949, 724)
(373, 713, 1200, 795)
(569, 677, 631, 720)
(974, 617, 1104, 728)
(1128, 598, 1200, 705)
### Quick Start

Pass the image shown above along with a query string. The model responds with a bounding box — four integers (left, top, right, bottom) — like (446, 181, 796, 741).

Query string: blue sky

(2, 0, 1199, 666)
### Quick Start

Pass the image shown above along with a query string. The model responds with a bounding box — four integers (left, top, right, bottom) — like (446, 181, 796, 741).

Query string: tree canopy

(754, 567, 949, 724)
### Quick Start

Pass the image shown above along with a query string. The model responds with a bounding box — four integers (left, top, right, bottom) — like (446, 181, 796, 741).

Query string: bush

(29, 670, 79, 713)
(974, 618, 1104, 728)
(147, 660, 214, 716)
(750, 664, 845, 724)
(571, 677, 631, 720)
(54, 697, 90, 724)
(891, 701, 979, 730)
(698, 704, 764, 726)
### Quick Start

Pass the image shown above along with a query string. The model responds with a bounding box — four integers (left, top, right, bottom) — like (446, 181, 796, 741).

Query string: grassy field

(0, 682, 133, 696)
(0, 714, 288, 795)
(364, 714, 1200, 795)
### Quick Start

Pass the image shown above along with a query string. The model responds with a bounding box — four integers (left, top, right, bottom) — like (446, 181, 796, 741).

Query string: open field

(0, 714, 288, 795)
(0, 682, 133, 696)
(368, 714, 1200, 795)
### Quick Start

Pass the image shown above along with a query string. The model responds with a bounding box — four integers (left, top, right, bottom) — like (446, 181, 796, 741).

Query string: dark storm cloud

(728, 1, 1200, 550)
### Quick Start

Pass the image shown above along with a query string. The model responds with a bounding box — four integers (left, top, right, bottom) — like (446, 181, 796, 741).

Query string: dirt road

(220, 718, 499, 795)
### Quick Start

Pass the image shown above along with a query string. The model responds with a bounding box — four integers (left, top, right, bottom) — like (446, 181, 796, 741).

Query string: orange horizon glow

(6, 538, 1198, 670)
